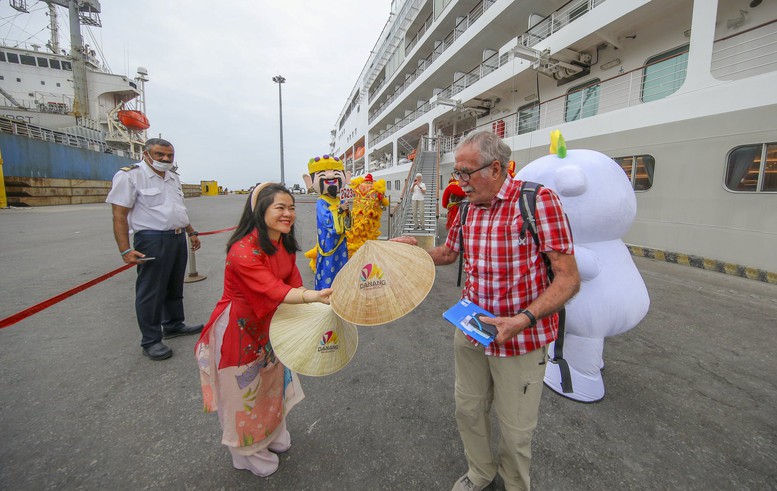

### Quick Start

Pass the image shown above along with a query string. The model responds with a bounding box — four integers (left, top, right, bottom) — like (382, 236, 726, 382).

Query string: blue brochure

(443, 299, 497, 346)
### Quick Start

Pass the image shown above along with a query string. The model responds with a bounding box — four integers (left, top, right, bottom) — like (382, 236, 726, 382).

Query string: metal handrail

(388, 135, 439, 238)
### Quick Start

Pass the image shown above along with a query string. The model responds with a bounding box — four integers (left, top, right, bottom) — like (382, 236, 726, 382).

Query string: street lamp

(272, 75, 286, 185)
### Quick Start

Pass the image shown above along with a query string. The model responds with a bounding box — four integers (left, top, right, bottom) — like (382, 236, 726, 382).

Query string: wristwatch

(519, 308, 537, 327)
(187, 231, 199, 237)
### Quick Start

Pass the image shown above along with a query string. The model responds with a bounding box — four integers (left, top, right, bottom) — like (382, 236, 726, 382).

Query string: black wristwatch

(519, 309, 537, 327)
(187, 231, 199, 237)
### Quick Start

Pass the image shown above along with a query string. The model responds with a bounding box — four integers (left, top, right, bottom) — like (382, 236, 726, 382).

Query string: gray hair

(456, 131, 511, 174)
(415, 173, 423, 178)
(144, 138, 174, 152)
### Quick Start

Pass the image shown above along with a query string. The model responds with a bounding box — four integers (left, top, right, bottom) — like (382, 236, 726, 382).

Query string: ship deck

(1, 194, 775, 490)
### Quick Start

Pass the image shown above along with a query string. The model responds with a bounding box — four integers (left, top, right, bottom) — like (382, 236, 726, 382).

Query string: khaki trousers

(453, 329, 547, 491)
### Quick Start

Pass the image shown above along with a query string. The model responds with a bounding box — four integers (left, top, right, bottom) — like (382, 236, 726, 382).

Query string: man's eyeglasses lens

(453, 162, 494, 182)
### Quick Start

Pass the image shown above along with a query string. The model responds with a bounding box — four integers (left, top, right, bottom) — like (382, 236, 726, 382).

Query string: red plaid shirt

(445, 178, 574, 357)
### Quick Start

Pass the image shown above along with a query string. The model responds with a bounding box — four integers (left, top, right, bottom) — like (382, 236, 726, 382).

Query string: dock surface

(1, 194, 775, 490)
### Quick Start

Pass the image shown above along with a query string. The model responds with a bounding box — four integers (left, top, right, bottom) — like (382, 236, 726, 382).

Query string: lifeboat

(118, 110, 150, 131)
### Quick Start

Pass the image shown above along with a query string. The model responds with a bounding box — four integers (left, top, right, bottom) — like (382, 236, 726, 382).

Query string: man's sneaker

(451, 474, 488, 491)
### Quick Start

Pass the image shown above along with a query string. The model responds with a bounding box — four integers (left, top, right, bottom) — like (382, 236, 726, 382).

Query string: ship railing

(0, 116, 140, 159)
(388, 136, 438, 239)
(711, 19, 777, 80)
(369, 1, 774, 149)
(367, 0, 501, 109)
(518, 0, 606, 48)
(368, 0, 607, 124)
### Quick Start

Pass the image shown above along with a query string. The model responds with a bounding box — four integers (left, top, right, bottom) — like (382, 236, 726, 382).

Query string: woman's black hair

(226, 184, 300, 255)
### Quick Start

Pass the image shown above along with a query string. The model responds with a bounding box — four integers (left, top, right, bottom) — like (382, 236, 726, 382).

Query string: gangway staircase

(389, 136, 440, 240)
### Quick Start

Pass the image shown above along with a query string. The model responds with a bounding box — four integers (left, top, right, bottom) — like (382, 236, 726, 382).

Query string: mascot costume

(441, 177, 466, 231)
(516, 131, 650, 402)
(346, 174, 389, 257)
(303, 155, 351, 289)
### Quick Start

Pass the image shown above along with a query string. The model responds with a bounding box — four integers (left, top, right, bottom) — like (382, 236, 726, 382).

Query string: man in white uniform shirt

(411, 172, 427, 230)
(106, 138, 203, 360)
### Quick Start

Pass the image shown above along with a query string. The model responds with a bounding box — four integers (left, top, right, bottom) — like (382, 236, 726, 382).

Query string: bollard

(184, 236, 207, 283)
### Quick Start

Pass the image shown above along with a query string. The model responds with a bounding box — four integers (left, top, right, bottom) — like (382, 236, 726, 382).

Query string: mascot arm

(330, 204, 347, 235)
(303, 174, 314, 194)
(574, 245, 602, 281)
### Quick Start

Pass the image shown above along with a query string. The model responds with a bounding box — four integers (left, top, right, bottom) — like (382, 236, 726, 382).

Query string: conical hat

(330, 240, 435, 326)
(270, 302, 358, 377)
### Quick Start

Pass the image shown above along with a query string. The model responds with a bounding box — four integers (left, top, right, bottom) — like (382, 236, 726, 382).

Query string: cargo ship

(0, 0, 157, 206)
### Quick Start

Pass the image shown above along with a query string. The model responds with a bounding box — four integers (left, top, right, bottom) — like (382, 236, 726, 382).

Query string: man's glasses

(452, 161, 495, 182)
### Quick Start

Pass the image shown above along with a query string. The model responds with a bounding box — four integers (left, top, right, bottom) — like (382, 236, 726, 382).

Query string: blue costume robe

(314, 195, 349, 289)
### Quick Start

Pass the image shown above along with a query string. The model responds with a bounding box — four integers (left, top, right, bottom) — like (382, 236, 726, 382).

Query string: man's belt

(136, 228, 184, 235)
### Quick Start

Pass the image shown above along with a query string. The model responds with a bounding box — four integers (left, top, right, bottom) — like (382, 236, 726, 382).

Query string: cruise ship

(0, 0, 151, 206)
(330, 0, 777, 279)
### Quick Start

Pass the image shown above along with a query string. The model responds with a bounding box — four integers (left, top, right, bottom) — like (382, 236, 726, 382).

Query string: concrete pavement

(1, 194, 775, 490)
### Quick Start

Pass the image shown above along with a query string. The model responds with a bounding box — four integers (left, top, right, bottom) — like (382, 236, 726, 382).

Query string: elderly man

(394, 131, 580, 491)
(106, 138, 203, 361)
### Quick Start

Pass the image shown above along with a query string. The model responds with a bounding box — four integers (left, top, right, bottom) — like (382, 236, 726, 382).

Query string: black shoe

(163, 323, 204, 339)
(142, 342, 173, 360)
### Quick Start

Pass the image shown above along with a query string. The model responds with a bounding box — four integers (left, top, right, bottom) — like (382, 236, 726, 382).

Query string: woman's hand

(313, 288, 333, 304)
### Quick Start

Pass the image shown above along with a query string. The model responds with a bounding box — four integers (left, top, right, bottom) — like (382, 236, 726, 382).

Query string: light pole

(272, 75, 286, 185)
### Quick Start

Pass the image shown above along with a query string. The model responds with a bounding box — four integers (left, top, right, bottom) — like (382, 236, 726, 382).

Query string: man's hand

(390, 236, 418, 246)
(479, 315, 530, 346)
(190, 235, 201, 251)
(122, 250, 146, 265)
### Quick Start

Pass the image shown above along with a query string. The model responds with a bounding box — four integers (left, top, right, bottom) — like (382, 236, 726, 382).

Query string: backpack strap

(518, 181, 542, 248)
(519, 181, 571, 391)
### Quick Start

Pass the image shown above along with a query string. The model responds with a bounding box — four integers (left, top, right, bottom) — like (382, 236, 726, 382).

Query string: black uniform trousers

(133, 230, 188, 348)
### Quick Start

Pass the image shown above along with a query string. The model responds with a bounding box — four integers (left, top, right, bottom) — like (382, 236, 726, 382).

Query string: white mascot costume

(516, 131, 650, 402)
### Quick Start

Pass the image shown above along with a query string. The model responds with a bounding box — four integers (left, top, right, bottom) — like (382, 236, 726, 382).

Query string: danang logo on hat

(317, 330, 340, 352)
(359, 263, 387, 290)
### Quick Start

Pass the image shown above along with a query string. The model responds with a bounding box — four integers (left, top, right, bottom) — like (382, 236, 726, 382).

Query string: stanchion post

(184, 236, 207, 283)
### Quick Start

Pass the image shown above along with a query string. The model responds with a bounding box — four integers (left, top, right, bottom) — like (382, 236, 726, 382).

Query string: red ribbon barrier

(0, 225, 237, 329)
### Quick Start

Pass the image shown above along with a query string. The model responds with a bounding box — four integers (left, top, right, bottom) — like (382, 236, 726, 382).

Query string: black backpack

(456, 181, 573, 394)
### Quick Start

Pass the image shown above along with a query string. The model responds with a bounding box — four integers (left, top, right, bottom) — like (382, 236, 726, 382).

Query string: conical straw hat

(330, 240, 435, 326)
(270, 302, 358, 377)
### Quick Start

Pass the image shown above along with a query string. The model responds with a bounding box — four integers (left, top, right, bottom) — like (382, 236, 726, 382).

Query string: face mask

(149, 158, 174, 172)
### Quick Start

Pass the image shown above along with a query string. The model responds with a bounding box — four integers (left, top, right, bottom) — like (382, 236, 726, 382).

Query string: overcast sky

(1, 1, 390, 190)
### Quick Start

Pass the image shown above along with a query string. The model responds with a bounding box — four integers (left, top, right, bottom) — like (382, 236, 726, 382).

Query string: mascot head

(307, 155, 347, 198)
(516, 130, 636, 243)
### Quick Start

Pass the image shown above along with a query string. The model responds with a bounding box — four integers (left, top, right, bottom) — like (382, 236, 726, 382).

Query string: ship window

(50, 59, 61, 69)
(517, 102, 540, 135)
(565, 79, 600, 122)
(725, 143, 777, 192)
(20, 55, 36, 66)
(40, 81, 45, 85)
(614, 155, 655, 191)
(0, 52, 5, 62)
(395, 180, 401, 191)
(56, 82, 60, 87)
(642, 45, 689, 103)
(387, 180, 392, 191)
(37, 57, 48, 68)
(61, 61, 72, 70)
(7, 53, 19, 63)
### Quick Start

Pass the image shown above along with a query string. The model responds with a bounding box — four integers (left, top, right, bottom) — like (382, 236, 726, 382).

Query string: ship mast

(48, 0, 102, 121)
(47, 3, 60, 55)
